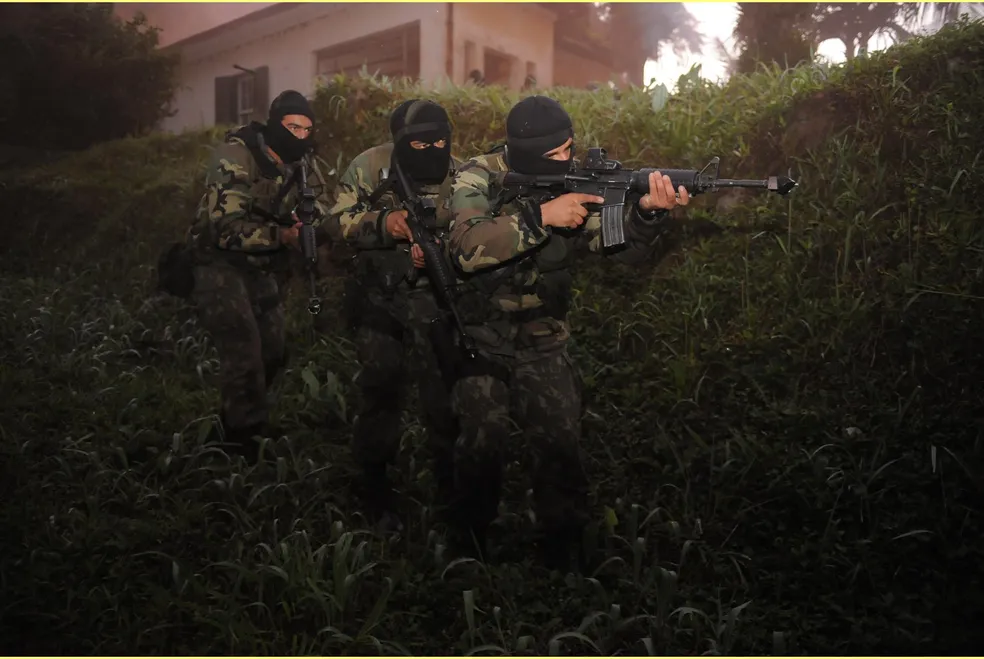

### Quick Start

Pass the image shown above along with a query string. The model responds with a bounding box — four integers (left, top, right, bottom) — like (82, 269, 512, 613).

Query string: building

(112, 2, 565, 133)
(113, 2, 626, 134)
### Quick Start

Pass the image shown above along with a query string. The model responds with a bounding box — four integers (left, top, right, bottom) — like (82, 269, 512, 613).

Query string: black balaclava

(263, 90, 316, 164)
(505, 95, 574, 176)
(390, 99, 452, 186)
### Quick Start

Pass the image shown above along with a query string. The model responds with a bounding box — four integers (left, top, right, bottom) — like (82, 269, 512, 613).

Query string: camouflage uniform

(326, 142, 461, 505)
(186, 123, 330, 451)
(447, 149, 669, 564)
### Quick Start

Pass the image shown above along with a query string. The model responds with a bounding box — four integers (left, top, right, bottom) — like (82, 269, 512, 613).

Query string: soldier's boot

(224, 421, 266, 464)
(538, 523, 587, 573)
(354, 461, 404, 535)
(446, 467, 501, 562)
(202, 412, 274, 464)
(432, 449, 457, 515)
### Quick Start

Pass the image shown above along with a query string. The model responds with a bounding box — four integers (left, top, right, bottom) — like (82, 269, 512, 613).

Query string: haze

(114, 1, 906, 89)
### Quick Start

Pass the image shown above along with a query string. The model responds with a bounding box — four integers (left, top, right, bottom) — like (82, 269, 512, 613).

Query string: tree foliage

(733, 2, 982, 70)
(732, 3, 816, 74)
(547, 2, 703, 86)
(0, 3, 178, 150)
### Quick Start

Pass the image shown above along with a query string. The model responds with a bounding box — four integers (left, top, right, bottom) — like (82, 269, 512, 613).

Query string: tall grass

(1, 18, 982, 655)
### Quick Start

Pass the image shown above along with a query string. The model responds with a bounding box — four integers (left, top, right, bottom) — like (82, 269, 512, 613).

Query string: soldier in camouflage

(446, 95, 691, 568)
(326, 99, 460, 528)
(186, 90, 332, 461)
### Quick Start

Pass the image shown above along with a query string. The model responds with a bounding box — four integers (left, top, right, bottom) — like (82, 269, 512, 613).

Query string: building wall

(448, 3, 555, 88)
(552, 48, 616, 89)
(162, 3, 448, 133)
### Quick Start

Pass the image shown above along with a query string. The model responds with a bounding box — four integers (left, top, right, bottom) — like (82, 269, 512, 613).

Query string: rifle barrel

(713, 178, 770, 189)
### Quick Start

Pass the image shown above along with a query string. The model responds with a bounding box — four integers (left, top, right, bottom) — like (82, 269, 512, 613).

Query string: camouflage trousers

(349, 284, 457, 477)
(191, 260, 289, 430)
(450, 341, 590, 537)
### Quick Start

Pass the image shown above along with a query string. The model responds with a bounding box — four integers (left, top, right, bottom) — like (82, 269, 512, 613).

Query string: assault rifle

(387, 157, 476, 385)
(497, 147, 797, 250)
(291, 159, 323, 315)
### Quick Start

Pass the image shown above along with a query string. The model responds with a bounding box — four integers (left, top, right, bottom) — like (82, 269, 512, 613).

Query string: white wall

(165, 3, 448, 133)
(449, 3, 555, 88)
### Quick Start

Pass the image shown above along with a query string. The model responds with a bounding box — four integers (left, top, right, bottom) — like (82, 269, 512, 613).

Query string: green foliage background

(1, 18, 982, 656)
(0, 4, 178, 151)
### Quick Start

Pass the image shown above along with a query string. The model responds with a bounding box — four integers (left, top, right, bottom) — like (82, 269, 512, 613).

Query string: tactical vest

(453, 148, 578, 326)
(353, 159, 456, 296)
(188, 123, 304, 272)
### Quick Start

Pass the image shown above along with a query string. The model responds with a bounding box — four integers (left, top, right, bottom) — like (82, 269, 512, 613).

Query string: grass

(2, 17, 984, 655)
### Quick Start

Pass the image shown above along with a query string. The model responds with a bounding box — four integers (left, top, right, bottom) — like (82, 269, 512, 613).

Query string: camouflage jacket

(326, 142, 461, 294)
(448, 150, 668, 353)
(188, 123, 331, 271)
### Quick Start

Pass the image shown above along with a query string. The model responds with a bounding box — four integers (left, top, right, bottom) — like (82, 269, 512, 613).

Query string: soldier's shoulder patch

(225, 135, 248, 149)
(458, 155, 493, 175)
(485, 151, 508, 173)
(350, 143, 393, 185)
(454, 167, 490, 191)
(214, 139, 252, 166)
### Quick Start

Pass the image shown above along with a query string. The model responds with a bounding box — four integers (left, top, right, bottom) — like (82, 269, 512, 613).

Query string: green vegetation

(0, 4, 179, 152)
(2, 18, 983, 655)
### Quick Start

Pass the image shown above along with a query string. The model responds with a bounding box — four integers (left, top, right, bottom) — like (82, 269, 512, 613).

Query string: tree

(0, 3, 179, 150)
(911, 2, 984, 32)
(732, 2, 982, 71)
(732, 3, 816, 74)
(547, 2, 703, 87)
(604, 3, 703, 86)
(803, 3, 915, 61)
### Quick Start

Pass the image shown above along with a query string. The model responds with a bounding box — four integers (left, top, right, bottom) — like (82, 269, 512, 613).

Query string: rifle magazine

(601, 205, 626, 249)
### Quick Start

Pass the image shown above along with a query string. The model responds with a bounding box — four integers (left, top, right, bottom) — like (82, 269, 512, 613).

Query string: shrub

(0, 3, 179, 151)
(1, 17, 983, 656)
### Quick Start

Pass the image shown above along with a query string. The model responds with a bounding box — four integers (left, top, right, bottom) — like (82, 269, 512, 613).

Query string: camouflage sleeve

(325, 154, 396, 250)
(579, 203, 668, 265)
(206, 142, 283, 252)
(448, 160, 550, 273)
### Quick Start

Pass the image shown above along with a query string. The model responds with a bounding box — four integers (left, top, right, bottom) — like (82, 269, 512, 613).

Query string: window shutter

(214, 75, 238, 126)
(251, 66, 270, 122)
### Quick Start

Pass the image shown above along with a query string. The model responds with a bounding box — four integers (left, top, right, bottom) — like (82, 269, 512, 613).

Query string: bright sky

(644, 2, 899, 90)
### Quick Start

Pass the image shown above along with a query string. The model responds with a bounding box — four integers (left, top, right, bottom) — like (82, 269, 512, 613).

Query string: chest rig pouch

(351, 166, 447, 298)
(532, 228, 576, 320)
(349, 170, 402, 297)
(455, 186, 576, 324)
(190, 125, 293, 272)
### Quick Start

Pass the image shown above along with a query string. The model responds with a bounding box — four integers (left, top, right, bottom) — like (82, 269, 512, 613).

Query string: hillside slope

(1, 18, 982, 655)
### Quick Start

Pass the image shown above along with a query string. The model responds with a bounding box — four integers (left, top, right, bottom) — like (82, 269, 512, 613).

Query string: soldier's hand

(639, 171, 690, 211)
(540, 193, 605, 230)
(411, 243, 426, 269)
(280, 221, 302, 249)
(386, 210, 413, 242)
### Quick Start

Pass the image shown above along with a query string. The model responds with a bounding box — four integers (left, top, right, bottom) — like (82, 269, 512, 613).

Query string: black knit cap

(391, 100, 450, 142)
(389, 99, 418, 136)
(268, 90, 315, 124)
(506, 95, 572, 147)
(389, 99, 452, 184)
(505, 95, 574, 174)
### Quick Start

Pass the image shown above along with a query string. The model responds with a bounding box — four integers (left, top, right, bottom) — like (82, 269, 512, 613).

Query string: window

(237, 75, 254, 125)
(483, 47, 513, 87)
(214, 66, 268, 126)
(315, 21, 421, 82)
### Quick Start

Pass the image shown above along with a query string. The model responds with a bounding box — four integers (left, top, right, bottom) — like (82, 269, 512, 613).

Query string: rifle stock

(498, 147, 797, 250)
(388, 157, 476, 385)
